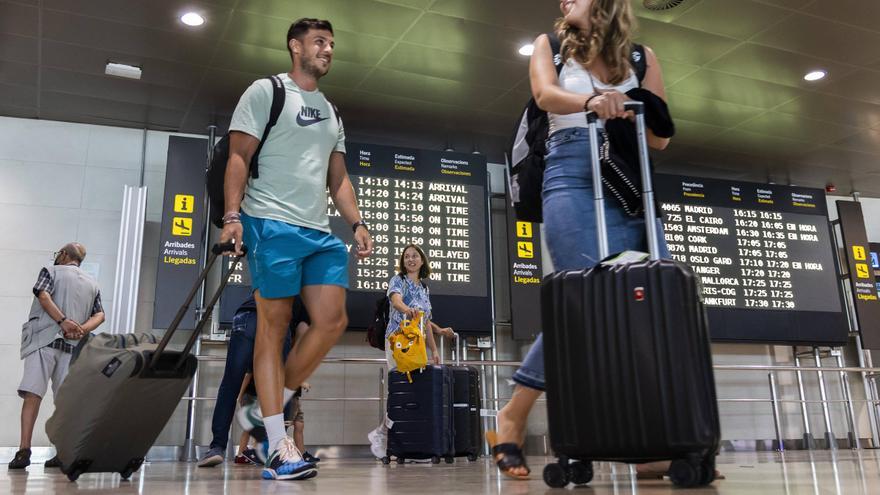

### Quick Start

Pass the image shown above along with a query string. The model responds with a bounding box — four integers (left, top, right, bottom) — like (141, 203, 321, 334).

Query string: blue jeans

(208, 311, 292, 450)
(511, 127, 670, 391)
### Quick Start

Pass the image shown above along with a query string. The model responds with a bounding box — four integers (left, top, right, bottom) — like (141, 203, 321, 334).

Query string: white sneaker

(368, 427, 387, 459)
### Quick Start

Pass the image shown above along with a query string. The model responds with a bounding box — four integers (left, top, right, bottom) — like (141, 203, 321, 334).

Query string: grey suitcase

(46, 242, 245, 481)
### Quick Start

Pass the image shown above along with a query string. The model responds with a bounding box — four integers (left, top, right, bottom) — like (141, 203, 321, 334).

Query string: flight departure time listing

(655, 175, 841, 314)
(332, 142, 490, 300)
(333, 142, 492, 333)
(328, 175, 487, 297)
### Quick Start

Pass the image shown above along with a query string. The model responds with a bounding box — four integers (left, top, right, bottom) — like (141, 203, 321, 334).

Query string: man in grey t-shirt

(219, 18, 373, 481)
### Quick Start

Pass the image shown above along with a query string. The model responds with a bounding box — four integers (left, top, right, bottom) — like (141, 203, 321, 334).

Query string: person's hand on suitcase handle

(436, 326, 455, 339)
(213, 240, 248, 256)
(586, 89, 635, 121)
(403, 306, 420, 320)
(219, 213, 245, 256)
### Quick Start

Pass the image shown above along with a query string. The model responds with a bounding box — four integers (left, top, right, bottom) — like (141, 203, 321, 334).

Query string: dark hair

(397, 244, 431, 280)
(286, 18, 334, 59)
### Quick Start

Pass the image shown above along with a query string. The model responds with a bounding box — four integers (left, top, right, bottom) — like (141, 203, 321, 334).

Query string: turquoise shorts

(241, 213, 349, 298)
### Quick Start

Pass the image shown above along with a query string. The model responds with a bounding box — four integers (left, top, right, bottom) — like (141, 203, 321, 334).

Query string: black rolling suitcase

(385, 364, 454, 464)
(46, 242, 245, 482)
(541, 103, 720, 488)
(451, 365, 481, 461)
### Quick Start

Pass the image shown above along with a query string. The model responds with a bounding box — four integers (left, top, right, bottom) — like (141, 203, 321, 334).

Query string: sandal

(486, 431, 530, 480)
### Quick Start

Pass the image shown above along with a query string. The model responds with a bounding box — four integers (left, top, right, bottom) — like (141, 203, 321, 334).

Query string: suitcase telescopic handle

(149, 242, 248, 370)
(585, 100, 661, 260)
(213, 241, 249, 256)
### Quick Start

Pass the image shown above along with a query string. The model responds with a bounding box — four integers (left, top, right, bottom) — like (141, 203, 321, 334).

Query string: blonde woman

(489, 0, 676, 480)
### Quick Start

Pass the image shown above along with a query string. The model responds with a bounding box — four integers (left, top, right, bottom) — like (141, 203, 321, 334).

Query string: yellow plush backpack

(388, 311, 428, 382)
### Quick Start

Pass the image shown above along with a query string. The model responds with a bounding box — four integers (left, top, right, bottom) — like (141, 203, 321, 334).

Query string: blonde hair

(555, 0, 637, 85)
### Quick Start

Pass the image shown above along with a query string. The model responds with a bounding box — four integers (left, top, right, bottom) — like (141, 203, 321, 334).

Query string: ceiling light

(105, 62, 142, 80)
(804, 70, 826, 82)
(180, 12, 205, 26)
(518, 44, 534, 56)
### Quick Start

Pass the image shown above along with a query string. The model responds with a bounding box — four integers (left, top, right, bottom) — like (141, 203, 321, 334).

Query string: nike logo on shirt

(297, 106, 329, 127)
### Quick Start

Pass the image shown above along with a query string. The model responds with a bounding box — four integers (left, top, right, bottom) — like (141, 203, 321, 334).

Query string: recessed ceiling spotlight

(105, 62, 142, 80)
(180, 12, 205, 27)
(804, 70, 827, 82)
(518, 44, 534, 56)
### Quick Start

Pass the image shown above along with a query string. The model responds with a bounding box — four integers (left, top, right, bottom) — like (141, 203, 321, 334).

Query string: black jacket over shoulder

(601, 88, 675, 217)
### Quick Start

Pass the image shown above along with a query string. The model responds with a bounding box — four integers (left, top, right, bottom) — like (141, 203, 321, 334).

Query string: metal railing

(183, 344, 880, 454)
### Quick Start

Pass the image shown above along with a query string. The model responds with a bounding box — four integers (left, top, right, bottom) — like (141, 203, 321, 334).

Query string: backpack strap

(630, 43, 647, 86)
(328, 100, 342, 126)
(547, 32, 563, 75)
(250, 74, 286, 179)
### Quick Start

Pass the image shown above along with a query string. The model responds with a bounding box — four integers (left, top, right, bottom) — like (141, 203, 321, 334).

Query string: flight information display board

(655, 174, 848, 345)
(332, 142, 492, 334)
(216, 143, 492, 335)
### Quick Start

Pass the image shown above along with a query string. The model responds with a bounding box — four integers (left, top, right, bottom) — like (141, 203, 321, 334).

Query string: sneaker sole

(197, 456, 223, 468)
(262, 466, 317, 480)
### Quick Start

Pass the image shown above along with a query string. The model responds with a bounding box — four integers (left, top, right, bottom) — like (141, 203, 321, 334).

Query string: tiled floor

(1, 450, 878, 494)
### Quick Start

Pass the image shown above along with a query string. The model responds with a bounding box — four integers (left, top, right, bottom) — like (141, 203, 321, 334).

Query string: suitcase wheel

(466, 454, 478, 462)
(669, 458, 703, 488)
(567, 461, 593, 486)
(65, 459, 92, 482)
(543, 462, 568, 488)
(120, 458, 144, 481)
(698, 457, 716, 486)
(396, 457, 405, 464)
(381, 456, 391, 465)
(444, 456, 454, 464)
(431, 456, 440, 464)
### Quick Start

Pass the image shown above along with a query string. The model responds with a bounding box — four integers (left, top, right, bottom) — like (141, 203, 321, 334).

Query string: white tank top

(548, 59, 639, 135)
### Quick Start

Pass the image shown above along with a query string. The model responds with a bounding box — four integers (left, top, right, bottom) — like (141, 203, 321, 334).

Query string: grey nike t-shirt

(229, 73, 345, 232)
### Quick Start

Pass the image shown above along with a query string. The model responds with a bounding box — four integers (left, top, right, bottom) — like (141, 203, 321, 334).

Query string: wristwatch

(57, 316, 67, 325)
(352, 220, 369, 233)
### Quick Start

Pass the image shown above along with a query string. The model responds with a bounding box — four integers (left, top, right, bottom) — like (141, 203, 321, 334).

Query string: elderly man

(9, 243, 104, 470)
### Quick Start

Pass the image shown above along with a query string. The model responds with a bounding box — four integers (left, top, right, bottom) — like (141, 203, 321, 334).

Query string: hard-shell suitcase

(46, 242, 245, 482)
(451, 365, 481, 461)
(385, 365, 454, 464)
(541, 103, 720, 488)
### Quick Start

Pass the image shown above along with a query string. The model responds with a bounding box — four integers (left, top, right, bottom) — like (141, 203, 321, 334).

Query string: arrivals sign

(507, 197, 543, 341)
(152, 136, 208, 330)
(837, 201, 880, 349)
